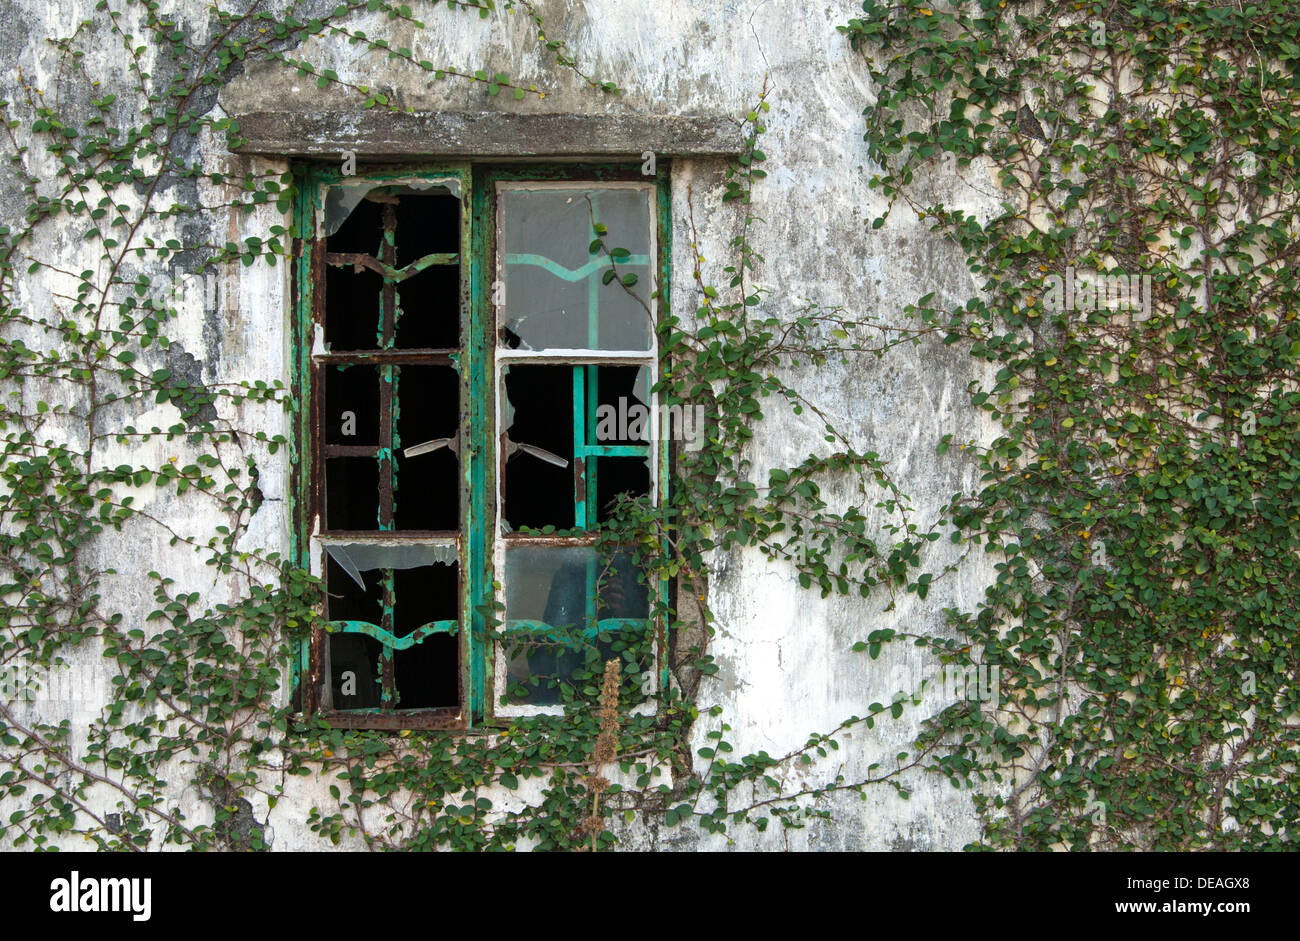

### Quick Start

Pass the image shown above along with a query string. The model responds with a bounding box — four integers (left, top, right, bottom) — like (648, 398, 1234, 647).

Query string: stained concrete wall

(2, 0, 1004, 850)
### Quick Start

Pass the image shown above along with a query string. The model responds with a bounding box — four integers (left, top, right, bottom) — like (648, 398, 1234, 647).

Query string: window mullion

(572, 364, 586, 530)
(378, 201, 398, 533)
(467, 166, 488, 725)
(380, 568, 397, 708)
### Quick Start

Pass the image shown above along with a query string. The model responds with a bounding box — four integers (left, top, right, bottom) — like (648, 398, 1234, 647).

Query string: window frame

(289, 161, 671, 730)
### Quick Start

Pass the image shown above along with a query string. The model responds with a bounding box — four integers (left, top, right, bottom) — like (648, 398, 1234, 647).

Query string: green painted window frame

(289, 161, 671, 730)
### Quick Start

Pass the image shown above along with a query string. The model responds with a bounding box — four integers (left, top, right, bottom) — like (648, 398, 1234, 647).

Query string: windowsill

(293, 708, 465, 731)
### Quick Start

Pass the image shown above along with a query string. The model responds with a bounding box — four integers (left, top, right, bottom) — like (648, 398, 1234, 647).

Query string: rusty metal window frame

(292, 164, 474, 730)
(290, 162, 670, 730)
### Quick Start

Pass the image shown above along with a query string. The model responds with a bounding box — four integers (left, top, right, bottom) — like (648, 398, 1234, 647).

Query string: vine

(842, 0, 1300, 849)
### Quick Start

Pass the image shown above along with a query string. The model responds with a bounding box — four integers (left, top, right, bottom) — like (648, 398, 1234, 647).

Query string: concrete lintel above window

(232, 110, 743, 158)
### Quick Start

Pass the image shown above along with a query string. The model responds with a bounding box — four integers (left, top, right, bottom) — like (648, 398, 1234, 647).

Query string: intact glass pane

(499, 186, 653, 351)
(501, 545, 651, 705)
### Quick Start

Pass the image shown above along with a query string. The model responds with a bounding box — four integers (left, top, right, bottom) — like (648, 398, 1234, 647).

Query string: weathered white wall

(2, 0, 1005, 850)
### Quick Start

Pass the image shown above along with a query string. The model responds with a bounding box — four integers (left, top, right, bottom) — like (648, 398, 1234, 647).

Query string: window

(290, 163, 669, 729)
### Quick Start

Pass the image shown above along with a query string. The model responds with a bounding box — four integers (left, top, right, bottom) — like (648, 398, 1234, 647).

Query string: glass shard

(324, 179, 460, 238)
(324, 542, 458, 574)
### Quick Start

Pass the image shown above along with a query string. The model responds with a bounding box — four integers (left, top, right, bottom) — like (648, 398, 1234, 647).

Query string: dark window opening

(325, 457, 379, 530)
(392, 563, 459, 709)
(594, 456, 650, 523)
(393, 562, 458, 629)
(395, 192, 460, 264)
(324, 267, 383, 351)
(320, 555, 460, 713)
(328, 633, 383, 709)
(592, 365, 651, 445)
(327, 196, 383, 254)
(502, 364, 575, 531)
(325, 365, 380, 446)
(395, 266, 460, 349)
(394, 365, 459, 530)
(325, 555, 383, 623)
(395, 633, 459, 709)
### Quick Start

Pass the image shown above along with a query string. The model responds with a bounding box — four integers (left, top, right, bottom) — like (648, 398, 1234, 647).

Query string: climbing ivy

(841, 0, 1300, 849)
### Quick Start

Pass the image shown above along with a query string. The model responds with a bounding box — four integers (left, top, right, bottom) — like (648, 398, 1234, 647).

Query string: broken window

(295, 165, 667, 728)
(493, 180, 660, 716)
(302, 170, 467, 728)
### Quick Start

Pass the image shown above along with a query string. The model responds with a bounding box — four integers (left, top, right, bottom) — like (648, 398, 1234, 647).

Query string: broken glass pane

(324, 543, 458, 586)
(499, 187, 653, 351)
(502, 365, 574, 531)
